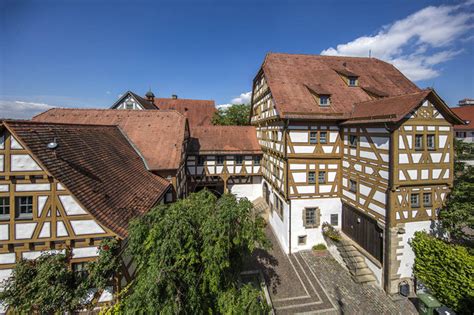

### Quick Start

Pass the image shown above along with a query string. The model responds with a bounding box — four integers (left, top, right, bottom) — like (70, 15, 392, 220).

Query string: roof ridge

(4, 119, 121, 129)
(268, 52, 376, 60)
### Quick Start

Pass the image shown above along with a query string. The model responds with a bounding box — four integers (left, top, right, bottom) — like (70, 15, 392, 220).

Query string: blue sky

(0, 0, 473, 118)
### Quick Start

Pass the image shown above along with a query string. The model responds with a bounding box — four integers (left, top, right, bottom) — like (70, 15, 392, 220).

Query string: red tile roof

(33, 109, 188, 171)
(152, 98, 216, 126)
(188, 126, 262, 154)
(451, 106, 474, 130)
(344, 89, 464, 125)
(3, 120, 170, 238)
(260, 53, 420, 118)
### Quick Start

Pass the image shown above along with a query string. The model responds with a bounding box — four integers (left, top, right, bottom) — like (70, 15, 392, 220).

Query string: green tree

(212, 104, 251, 126)
(0, 252, 87, 313)
(411, 231, 474, 313)
(121, 190, 269, 313)
(439, 140, 474, 241)
(0, 239, 121, 313)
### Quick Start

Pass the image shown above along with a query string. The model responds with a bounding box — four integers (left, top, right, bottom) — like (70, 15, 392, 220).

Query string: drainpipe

(285, 119, 291, 254)
(384, 124, 395, 293)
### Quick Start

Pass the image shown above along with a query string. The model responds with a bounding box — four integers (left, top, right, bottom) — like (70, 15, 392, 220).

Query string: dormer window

(319, 95, 330, 106)
(348, 77, 358, 87)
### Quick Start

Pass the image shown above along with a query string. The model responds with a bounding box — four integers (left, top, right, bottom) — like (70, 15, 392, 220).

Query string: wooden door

(342, 203, 383, 262)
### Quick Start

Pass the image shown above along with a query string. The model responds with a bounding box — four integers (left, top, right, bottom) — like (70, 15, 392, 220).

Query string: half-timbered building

(0, 120, 171, 310)
(250, 53, 463, 294)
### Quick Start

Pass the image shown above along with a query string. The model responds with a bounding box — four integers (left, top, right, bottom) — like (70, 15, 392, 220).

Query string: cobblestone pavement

(300, 251, 418, 315)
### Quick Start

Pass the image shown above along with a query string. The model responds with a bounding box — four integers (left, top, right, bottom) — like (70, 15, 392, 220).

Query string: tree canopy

(120, 190, 269, 313)
(212, 104, 251, 126)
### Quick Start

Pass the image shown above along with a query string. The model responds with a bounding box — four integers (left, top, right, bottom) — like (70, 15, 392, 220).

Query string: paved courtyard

(245, 227, 418, 314)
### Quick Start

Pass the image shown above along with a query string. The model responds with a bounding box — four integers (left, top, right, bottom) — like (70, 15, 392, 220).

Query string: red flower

(102, 244, 110, 251)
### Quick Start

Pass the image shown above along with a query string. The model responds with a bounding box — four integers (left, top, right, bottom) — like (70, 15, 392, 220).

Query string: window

(298, 235, 307, 245)
(411, 193, 420, 208)
(73, 262, 88, 279)
(216, 156, 224, 165)
(423, 193, 432, 207)
(235, 155, 243, 165)
(349, 180, 357, 193)
(308, 171, 316, 184)
(349, 135, 358, 147)
(318, 171, 326, 184)
(456, 131, 467, 138)
(348, 77, 358, 86)
(304, 207, 320, 228)
(310, 131, 318, 144)
(15, 196, 33, 218)
(330, 214, 339, 226)
(274, 195, 284, 219)
(0, 197, 9, 219)
(427, 134, 435, 150)
(253, 156, 261, 165)
(319, 95, 330, 106)
(320, 132, 327, 144)
(415, 134, 423, 150)
(197, 156, 206, 166)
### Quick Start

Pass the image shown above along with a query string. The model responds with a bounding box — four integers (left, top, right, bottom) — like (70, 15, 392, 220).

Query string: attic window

(348, 77, 358, 87)
(319, 95, 330, 106)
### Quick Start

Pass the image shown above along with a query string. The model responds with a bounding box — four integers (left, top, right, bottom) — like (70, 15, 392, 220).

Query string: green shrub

(312, 243, 327, 251)
(410, 231, 474, 313)
(322, 222, 341, 242)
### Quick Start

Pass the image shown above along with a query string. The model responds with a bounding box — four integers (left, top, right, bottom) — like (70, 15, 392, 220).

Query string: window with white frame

(310, 131, 318, 144)
(15, 196, 33, 218)
(318, 171, 326, 184)
(319, 95, 330, 106)
(427, 134, 435, 150)
(308, 171, 316, 184)
(0, 197, 9, 219)
(320, 132, 327, 144)
(415, 134, 423, 150)
(423, 193, 432, 207)
(303, 207, 320, 228)
(411, 193, 420, 208)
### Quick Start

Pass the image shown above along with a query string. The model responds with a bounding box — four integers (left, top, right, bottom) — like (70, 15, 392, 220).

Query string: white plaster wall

(364, 256, 383, 286)
(59, 195, 88, 215)
(265, 179, 290, 254)
(15, 222, 37, 239)
(22, 249, 65, 260)
(228, 178, 262, 201)
(70, 220, 106, 235)
(396, 221, 432, 278)
(10, 154, 42, 171)
(290, 198, 342, 252)
(72, 246, 99, 258)
(0, 225, 8, 240)
(0, 253, 15, 264)
(15, 183, 50, 192)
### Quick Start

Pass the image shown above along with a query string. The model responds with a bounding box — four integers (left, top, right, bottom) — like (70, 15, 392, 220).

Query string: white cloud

(321, 1, 474, 81)
(0, 100, 55, 119)
(231, 91, 252, 104)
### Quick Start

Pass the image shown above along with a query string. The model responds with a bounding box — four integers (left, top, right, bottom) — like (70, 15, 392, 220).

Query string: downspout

(285, 118, 291, 254)
(384, 123, 395, 293)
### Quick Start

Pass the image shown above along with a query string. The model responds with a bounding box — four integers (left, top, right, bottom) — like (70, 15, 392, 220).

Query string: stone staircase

(252, 197, 269, 222)
(337, 238, 377, 285)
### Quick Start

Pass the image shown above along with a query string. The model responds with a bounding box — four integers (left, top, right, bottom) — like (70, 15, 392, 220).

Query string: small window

(125, 101, 134, 110)
(456, 131, 467, 138)
(415, 134, 423, 150)
(349, 180, 357, 193)
(349, 135, 358, 147)
(197, 156, 206, 166)
(348, 77, 358, 86)
(304, 207, 320, 228)
(423, 193, 432, 207)
(15, 196, 33, 218)
(427, 134, 435, 150)
(216, 156, 224, 165)
(253, 156, 261, 165)
(0, 197, 10, 219)
(308, 171, 316, 184)
(320, 132, 327, 144)
(411, 193, 420, 208)
(330, 214, 339, 226)
(298, 235, 307, 245)
(310, 131, 318, 144)
(235, 155, 243, 165)
(318, 171, 326, 184)
(165, 191, 173, 204)
(319, 96, 330, 106)
(72, 262, 88, 279)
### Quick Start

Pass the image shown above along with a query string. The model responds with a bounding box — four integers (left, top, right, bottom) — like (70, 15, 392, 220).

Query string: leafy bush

(312, 243, 327, 251)
(410, 231, 474, 313)
(217, 283, 269, 314)
(322, 222, 341, 242)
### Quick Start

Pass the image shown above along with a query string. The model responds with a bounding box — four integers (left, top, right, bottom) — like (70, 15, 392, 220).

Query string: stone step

(343, 255, 365, 263)
(353, 267, 373, 276)
(340, 250, 362, 259)
(355, 274, 377, 284)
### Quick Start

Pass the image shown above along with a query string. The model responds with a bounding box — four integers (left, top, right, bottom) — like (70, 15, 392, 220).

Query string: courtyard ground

(245, 226, 418, 314)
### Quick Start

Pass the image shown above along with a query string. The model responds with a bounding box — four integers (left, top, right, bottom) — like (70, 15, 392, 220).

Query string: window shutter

(315, 207, 321, 227)
(302, 208, 307, 227)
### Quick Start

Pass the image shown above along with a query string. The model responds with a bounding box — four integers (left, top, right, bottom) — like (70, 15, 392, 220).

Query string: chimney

(172, 94, 178, 99)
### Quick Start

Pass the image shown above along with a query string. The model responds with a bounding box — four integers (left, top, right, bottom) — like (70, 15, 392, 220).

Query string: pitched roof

(152, 98, 216, 126)
(188, 126, 262, 154)
(111, 91, 158, 110)
(3, 120, 170, 238)
(33, 109, 187, 170)
(260, 53, 420, 119)
(451, 106, 474, 130)
(345, 89, 464, 125)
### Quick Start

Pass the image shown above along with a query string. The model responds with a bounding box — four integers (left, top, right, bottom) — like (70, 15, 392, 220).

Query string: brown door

(263, 182, 269, 205)
(342, 203, 383, 263)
